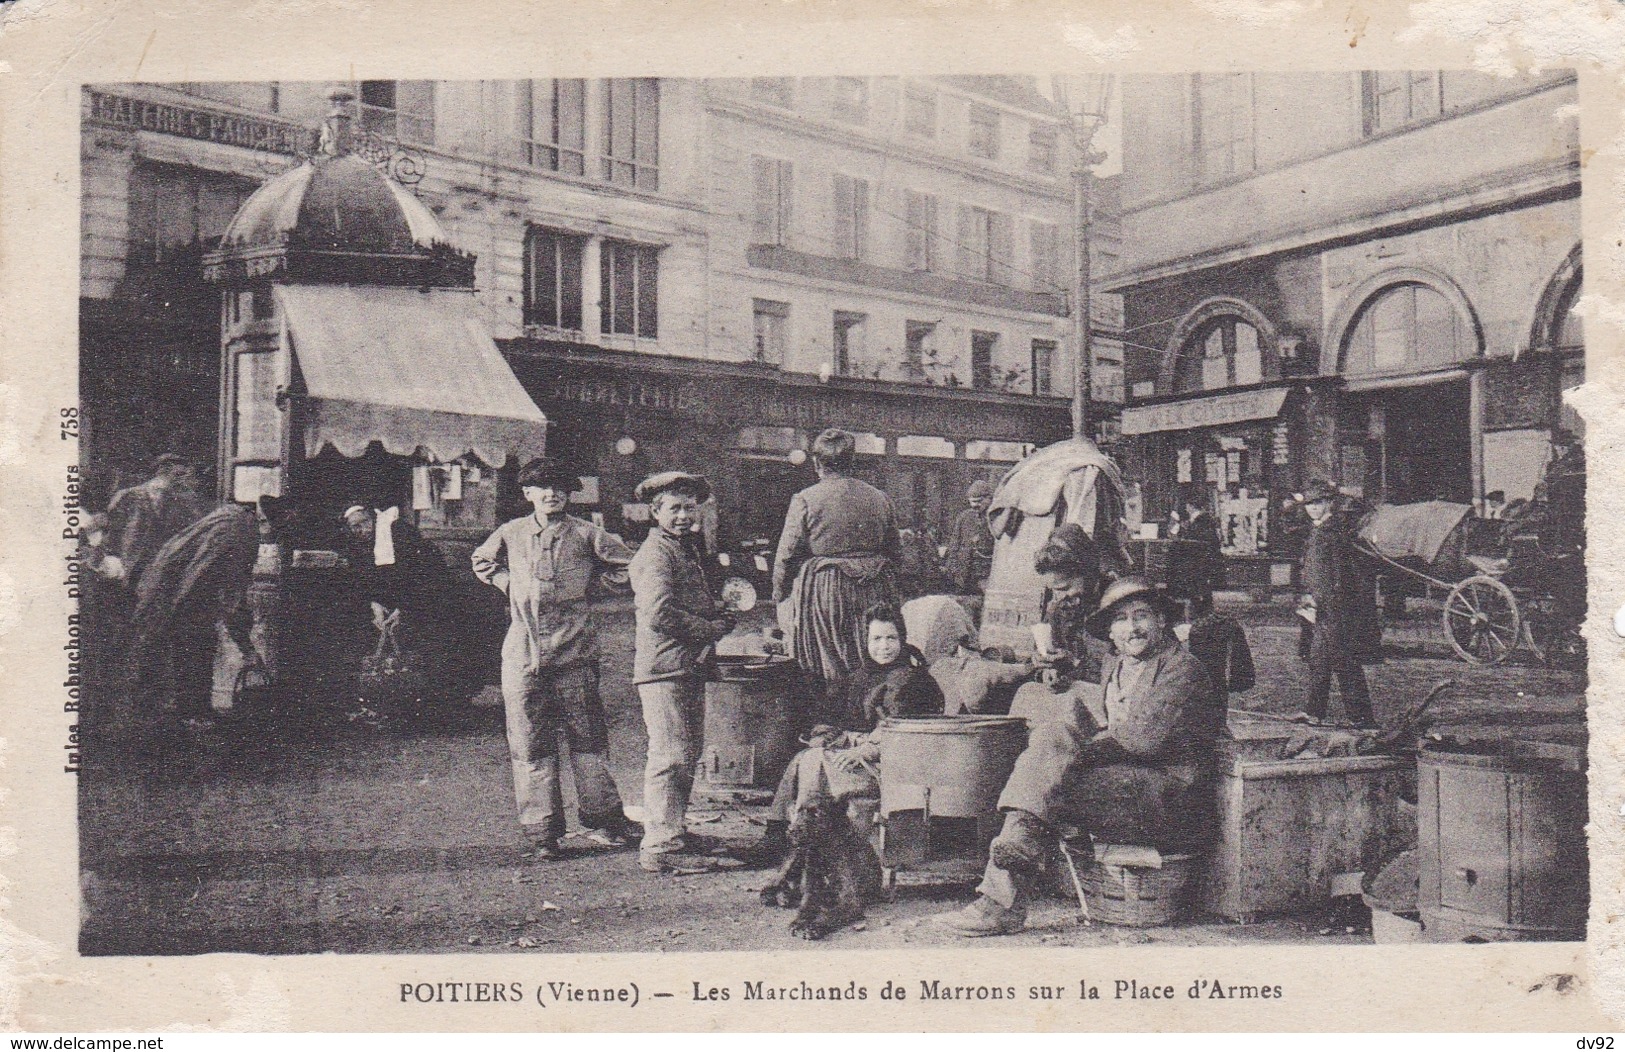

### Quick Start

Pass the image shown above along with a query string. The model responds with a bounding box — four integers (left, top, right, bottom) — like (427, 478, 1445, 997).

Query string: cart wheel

(1442, 575, 1521, 665)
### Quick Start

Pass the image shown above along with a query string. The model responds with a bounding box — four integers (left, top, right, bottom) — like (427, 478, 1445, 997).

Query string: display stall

(202, 87, 547, 703)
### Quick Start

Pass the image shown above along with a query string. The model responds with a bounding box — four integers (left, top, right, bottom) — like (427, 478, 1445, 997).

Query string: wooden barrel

(697, 656, 805, 792)
(1417, 741, 1587, 941)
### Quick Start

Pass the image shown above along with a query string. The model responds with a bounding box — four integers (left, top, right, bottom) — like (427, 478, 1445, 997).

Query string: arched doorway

(1336, 278, 1480, 504)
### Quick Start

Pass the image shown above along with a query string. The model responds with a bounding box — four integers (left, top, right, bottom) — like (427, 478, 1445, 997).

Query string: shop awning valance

(1120, 387, 1290, 436)
(277, 285, 547, 466)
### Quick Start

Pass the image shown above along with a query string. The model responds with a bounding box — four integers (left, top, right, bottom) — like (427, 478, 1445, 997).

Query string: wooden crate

(1204, 754, 1412, 921)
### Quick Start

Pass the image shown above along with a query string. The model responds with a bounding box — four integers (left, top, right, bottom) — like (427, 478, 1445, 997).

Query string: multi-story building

(80, 76, 1090, 546)
(1107, 70, 1582, 591)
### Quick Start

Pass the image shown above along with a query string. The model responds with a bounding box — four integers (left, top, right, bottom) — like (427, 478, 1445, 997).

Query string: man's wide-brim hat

(518, 457, 580, 492)
(1085, 574, 1182, 640)
(635, 470, 712, 504)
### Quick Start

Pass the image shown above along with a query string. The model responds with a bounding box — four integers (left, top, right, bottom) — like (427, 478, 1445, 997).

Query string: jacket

(132, 504, 260, 633)
(629, 527, 729, 685)
(772, 474, 901, 602)
(472, 513, 635, 676)
(832, 644, 943, 730)
(106, 478, 208, 588)
(944, 506, 995, 590)
(1301, 512, 1381, 660)
(1185, 613, 1255, 694)
(1082, 642, 1223, 768)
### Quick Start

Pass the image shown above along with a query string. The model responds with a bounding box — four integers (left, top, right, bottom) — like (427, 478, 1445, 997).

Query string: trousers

(501, 660, 624, 840)
(638, 677, 706, 855)
(129, 609, 217, 721)
(1304, 626, 1373, 723)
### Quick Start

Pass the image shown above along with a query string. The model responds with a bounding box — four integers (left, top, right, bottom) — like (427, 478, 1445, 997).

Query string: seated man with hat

(936, 575, 1223, 936)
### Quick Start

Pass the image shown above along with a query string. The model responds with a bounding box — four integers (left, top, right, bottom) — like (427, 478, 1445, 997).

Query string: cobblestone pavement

(77, 599, 1584, 956)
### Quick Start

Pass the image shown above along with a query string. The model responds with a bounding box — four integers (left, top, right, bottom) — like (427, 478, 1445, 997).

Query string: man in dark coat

(128, 498, 285, 733)
(937, 576, 1221, 936)
(1178, 494, 1223, 606)
(944, 480, 996, 594)
(101, 453, 208, 591)
(1297, 479, 1377, 727)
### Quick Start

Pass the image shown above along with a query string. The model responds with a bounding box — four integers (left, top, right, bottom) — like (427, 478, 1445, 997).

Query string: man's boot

(936, 894, 1027, 937)
(988, 809, 1050, 876)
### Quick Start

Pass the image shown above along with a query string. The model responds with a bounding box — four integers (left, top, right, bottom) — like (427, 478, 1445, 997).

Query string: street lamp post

(1065, 75, 1113, 442)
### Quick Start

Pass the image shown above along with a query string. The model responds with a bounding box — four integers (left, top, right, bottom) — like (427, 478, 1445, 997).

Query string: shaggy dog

(760, 798, 883, 940)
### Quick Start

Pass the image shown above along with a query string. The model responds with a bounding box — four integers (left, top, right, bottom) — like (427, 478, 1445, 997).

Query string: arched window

(1341, 282, 1472, 374)
(1175, 316, 1263, 393)
(1554, 279, 1583, 351)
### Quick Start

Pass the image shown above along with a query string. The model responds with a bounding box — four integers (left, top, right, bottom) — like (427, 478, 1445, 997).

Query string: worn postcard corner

(0, 0, 1622, 1034)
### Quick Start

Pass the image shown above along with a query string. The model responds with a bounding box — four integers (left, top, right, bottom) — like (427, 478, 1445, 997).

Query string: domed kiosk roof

(204, 89, 473, 287)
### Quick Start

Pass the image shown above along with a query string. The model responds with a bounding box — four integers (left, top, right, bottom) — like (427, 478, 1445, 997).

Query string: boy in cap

(628, 471, 735, 872)
(472, 458, 640, 859)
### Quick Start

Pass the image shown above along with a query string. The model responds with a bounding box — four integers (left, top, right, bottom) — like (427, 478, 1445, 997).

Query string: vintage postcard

(1, 0, 1621, 1033)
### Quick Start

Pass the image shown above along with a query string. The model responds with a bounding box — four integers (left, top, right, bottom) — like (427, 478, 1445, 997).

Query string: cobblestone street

(78, 599, 1584, 956)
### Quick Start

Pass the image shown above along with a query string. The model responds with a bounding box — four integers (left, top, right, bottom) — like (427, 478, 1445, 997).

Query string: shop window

(752, 77, 794, 108)
(904, 190, 939, 272)
(522, 227, 586, 331)
(518, 78, 586, 175)
(127, 162, 258, 278)
(833, 311, 866, 375)
(898, 435, 954, 458)
(904, 86, 937, 138)
(1342, 282, 1470, 375)
(1192, 72, 1255, 183)
(968, 104, 1001, 159)
(830, 77, 868, 123)
(752, 299, 789, 365)
(1175, 316, 1263, 393)
(602, 78, 660, 191)
(1362, 71, 1443, 135)
(1030, 222, 1061, 291)
(966, 440, 1033, 463)
(831, 174, 869, 260)
(358, 80, 435, 144)
(1031, 339, 1057, 396)
(601, 240, 659, 339)
(904, 320, 937, 380)
(1029, 125, 1058, 173)
(751, 156, 794, 246)
(971, 330, 999, 390)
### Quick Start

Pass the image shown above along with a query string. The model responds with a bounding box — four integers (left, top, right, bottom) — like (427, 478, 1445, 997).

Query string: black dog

(760, 799, 883, 940)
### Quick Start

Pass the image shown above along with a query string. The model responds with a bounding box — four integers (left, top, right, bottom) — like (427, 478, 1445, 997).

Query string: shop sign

(555, 377, 705, 415)
(1121, 387, 1290, 436)
(85, 90, 306, 155)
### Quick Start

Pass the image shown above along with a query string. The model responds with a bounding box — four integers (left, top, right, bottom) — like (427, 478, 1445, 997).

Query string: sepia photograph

(71, 67, 1589, 959)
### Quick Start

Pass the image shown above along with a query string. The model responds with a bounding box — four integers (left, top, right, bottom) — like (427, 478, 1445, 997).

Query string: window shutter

(957, 204, 979, 279)
(852, 178, 869, 261)
(777, 160, 794, 247)
(752, 157, 777, 244)
(905, 192, 927, 270)
(989, 211, 1013, 286)
(832, 174, 855, 258)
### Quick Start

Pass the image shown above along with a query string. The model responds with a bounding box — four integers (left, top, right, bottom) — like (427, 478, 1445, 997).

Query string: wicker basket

(1076, 852, 1199, 927)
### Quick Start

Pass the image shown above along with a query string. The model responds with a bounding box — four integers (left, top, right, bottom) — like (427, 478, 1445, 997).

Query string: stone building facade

(1107, 70, 1582, 591)
(80, 76, 1105, 545)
